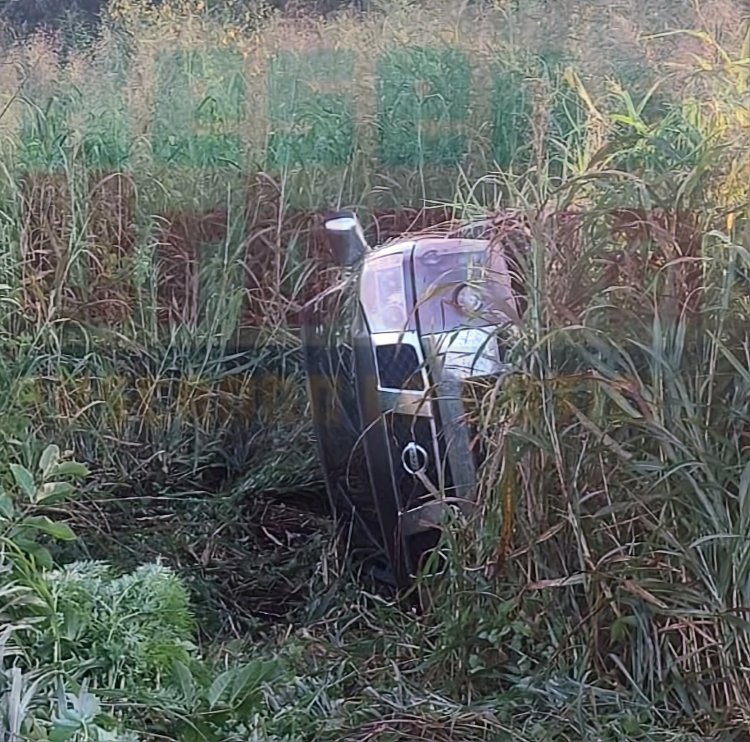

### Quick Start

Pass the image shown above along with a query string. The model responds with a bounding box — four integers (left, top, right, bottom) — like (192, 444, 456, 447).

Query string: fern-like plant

(40, 560, 197, 691)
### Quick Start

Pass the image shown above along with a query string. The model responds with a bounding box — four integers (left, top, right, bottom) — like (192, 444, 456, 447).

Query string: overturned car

(301, 212, 522, 589)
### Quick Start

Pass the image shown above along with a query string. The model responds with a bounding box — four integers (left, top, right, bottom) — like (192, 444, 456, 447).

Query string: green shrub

(40, 561, 196, 690)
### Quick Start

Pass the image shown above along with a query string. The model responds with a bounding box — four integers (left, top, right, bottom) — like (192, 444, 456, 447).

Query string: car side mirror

(325, 213, 369, 268)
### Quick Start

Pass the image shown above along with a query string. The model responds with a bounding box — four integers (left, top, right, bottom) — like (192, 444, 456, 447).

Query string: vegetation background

(0, 0, 749, 739)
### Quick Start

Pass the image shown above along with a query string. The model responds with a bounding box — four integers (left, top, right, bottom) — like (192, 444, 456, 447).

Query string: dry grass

(0, 1, 748, 737)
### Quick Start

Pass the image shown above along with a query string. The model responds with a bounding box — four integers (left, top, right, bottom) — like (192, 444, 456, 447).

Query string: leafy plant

(146, 656, 281, 742)
(0, 444, 89, 571)
(39, 561, 196, 690)
(48, 681, 142, 742)
(0, 3, 748, 742)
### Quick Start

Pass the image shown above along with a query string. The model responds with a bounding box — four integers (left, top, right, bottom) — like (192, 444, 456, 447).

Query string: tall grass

(0, 1, 742, 483)
(0, 0, 633, 484)
(0, 0, 748, 738)
(412, 21, 750, 728)
(0, 0, 745, 617)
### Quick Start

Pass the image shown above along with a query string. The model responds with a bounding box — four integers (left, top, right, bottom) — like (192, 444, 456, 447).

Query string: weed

(0, 2, 748, 741)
